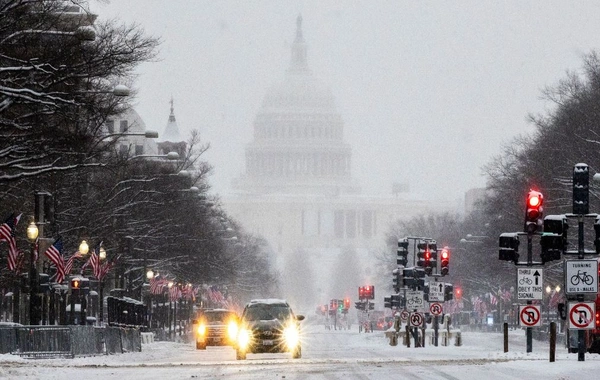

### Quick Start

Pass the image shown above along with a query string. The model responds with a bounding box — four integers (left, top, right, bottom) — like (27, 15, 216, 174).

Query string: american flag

(98, 255, 118, 281)
(489, 293, 498, 305)
(44, 238, 66, 284)
(0, 213, 22, 271)
(169, 284, 181, 301)
(64, 251, 82, 277)
(89, 252, 100, 279)
(150, 277, 168, 294)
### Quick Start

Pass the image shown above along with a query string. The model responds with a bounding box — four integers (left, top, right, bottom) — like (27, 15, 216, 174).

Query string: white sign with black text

(517, 267, 543, 300)
(565, 260, 598, 294)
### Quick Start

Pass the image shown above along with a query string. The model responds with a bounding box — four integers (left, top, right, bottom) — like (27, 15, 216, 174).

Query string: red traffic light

(526, 190, 543, 217)
(344, 298, 350, 309)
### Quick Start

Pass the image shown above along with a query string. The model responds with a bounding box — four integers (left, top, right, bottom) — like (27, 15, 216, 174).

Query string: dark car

(235, 299, 304, 360)
(192, 309, 239, 350)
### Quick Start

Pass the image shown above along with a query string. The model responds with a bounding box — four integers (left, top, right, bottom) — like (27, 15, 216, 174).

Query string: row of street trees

(378, 51, 600, 308)
(0, 0, 278, 313)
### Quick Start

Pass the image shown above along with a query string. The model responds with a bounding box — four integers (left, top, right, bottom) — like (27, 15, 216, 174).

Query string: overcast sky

(93, 1, 600, 204)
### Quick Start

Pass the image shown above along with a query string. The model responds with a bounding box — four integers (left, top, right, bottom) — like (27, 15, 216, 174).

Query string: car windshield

(204, 311, 235, 323)
(244, 304, 292, 321)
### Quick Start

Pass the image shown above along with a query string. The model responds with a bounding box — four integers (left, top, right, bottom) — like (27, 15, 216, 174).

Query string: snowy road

(2, 323, 600, 379)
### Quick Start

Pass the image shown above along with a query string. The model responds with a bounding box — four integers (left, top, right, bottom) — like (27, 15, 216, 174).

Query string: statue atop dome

(290, 14, 308, 72)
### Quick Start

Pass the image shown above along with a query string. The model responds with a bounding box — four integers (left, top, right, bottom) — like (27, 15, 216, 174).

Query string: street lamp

(146, 269, 154, 280)
(79, 240, 89, 255)
(27, 219, 39, 325)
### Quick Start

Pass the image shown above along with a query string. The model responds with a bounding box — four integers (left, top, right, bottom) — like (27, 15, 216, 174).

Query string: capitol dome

(233, 15, 360, 196)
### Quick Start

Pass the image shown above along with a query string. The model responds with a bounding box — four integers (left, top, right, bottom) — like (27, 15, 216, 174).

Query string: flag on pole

(64, 251, 82, 276)
(0, 213, 23, 271)
(44, 238, 66, 284)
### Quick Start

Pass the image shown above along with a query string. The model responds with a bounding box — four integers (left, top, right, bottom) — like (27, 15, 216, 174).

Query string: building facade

(222, 17, 450, 307)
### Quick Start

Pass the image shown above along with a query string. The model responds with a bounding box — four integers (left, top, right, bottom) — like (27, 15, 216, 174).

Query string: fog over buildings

(94, 1, 600, 309)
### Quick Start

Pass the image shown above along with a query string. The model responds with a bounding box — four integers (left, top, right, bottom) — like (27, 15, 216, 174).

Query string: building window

(106, 120, 114, 134)
(120, 120, 128, 132)
(346, 211, 356, 238)
(119, 144, 128, 155)
(135, 144, 144, 155)
(362, 211, 373, 239)
(334, 211, 344, 239)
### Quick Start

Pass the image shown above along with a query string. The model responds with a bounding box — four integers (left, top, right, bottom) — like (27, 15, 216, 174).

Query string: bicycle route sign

(516, 267, 543, 300)
(405, 290, 424, 311)
(568, 302, 596, 329)
(565, 260, 598, 294)
(519, 305, 541, 327)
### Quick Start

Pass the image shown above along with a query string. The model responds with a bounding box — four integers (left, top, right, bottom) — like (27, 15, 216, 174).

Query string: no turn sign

(429, 302, 443, 316)
(519, 305, 541, 327)
(568, 302, 596, 329)
(400, 310, 410, 321)
(410, 312, 424, 327)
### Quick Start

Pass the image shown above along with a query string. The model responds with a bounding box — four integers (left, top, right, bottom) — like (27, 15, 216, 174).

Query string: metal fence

(0, 325, 141, 358)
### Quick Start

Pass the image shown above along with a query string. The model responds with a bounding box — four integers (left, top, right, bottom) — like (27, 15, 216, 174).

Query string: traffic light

(355, 302, 365, 311)
(397, 238, 409, 267)
(330, 299, 337, 310)
(541, 215, 567, 263)
(391, 294, 401, 308)
(524, 190, 543, 233)
(455, 287, 462, 300)
(440, 246, 450, 276)
(499, 232, 519, 263)
(573, 163, 589, 215)
(70, 277, 81, 290)
(445, 284, 454, 301)
(358, 286, 365, 300)
(337, 299, 344, 312)
(392, 268, 402, 292)
(417, 240, 430, 268)
(365, 285, 375, 300)
(384, 296, 391, 309)
(344, 298, 350, 310)
(368, 303, 374, 310)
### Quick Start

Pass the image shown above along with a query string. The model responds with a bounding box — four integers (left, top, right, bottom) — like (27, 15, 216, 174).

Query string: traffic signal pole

(526, 234, 533, 353)
(577, 214, 585, 362)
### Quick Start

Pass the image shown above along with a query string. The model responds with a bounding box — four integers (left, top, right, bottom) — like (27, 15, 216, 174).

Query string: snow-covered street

(2, 322, 599, 379)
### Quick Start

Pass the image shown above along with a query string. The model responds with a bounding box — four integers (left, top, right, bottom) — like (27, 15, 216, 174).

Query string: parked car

(235, 299, 304, 360)
(192, 309, 239, 350)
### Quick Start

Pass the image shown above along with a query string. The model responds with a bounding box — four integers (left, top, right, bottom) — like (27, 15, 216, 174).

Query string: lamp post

(98, 245, 106, 325)
(27, 220, 39, 325)
(146, 269, 154, 328)
(546, 285, 552, 326)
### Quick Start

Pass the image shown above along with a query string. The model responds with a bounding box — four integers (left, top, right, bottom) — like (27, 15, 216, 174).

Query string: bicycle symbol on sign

(407, 296, 423, 306)
(570, 270, 594, 286)
(518, 277, 532, 285)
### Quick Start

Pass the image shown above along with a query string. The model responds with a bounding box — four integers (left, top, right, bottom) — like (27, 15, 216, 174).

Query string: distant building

(104, 107, 158, 156)
(157, 98, 187, 159)
(464, 187, 487, 215)
(222, 17, 452, 306)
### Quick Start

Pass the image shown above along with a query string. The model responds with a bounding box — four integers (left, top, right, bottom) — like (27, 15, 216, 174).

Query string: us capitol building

(221, 17, 453, 305)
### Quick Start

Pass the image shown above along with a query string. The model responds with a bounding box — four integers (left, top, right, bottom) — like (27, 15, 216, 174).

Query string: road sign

(565, 260, 598, 294)
(428, 281, 445, 302)
(568, 302, 596, 329)
(410, 312, 424, 327)
(519, 305, 541, 327)
(406, 290, 424, 311)
(429, 302, 443, 316)
(516, 267, 543, 300)
(400, 310, 410, 321)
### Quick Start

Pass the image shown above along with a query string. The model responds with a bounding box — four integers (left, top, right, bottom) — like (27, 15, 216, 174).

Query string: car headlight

(197, 324, 206, 336)
(283, 325, 299, 349)
(227, 321, 239, 342)
(237, 328, 251, 350)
